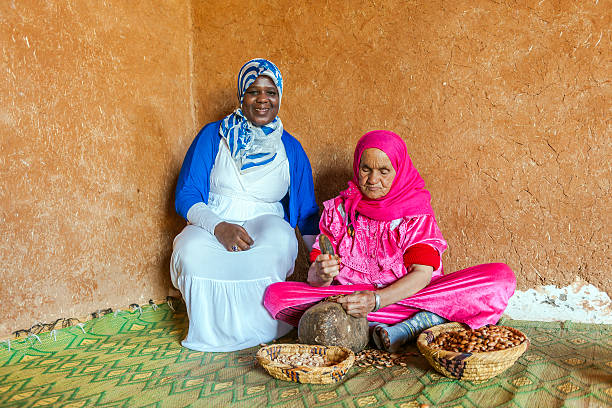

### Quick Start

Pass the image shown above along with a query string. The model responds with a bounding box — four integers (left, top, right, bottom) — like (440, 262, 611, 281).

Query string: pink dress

(264, 197, 516, 329)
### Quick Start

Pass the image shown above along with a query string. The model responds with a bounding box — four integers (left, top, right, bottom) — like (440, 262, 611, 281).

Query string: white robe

(170, 140, 295, 352)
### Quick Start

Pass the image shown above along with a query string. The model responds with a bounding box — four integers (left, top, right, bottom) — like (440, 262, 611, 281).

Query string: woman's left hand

(336, 291, 376, 318)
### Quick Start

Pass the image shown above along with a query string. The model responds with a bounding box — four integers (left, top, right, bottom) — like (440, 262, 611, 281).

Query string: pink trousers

(264, 263, 516, 329)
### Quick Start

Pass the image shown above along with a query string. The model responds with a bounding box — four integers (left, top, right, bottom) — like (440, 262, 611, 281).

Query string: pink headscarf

(340, 130, 434, 222)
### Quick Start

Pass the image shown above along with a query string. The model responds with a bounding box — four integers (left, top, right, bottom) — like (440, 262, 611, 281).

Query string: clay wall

(1, 0, 609, 336)
(0, 1, 194, 335)
(192, 0, 610, 291)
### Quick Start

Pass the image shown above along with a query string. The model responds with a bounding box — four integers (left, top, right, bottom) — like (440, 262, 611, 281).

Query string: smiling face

(241, 75, 280, 126)
(358, 148, 397, 200)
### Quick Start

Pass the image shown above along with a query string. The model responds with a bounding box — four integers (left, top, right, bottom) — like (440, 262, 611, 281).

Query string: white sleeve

(186, 202, 223, 235)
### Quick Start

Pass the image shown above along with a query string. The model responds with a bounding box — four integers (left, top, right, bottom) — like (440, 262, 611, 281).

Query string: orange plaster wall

(192, 1, 610, 290)
(0, 1, 194, 336)
(0, 0, 609, 337)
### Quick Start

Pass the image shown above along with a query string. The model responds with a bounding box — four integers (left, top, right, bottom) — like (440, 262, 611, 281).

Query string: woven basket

(256, 344, 355, 384)
(416, 322, 529, 381)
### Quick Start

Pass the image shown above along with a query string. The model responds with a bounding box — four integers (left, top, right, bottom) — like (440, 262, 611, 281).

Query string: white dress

(170, 140, 296, 352)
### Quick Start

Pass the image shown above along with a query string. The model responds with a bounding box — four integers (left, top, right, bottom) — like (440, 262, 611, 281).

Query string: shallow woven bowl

(417, 322, 529, 381)
(256, 344, 355, 384)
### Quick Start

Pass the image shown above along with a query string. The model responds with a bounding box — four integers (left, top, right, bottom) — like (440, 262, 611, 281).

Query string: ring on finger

(231, 245, 239, 252)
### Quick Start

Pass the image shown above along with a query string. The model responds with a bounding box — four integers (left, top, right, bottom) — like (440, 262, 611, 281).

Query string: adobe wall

(192, 0, 609, 291)
(1, 0, 609, 336)
(0, 1, 194, 336)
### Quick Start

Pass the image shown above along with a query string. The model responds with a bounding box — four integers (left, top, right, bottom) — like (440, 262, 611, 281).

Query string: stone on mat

(298, 300, 369, 353)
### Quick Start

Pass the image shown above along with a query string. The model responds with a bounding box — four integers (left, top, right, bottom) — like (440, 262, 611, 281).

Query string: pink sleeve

(396, 214, 448, 268)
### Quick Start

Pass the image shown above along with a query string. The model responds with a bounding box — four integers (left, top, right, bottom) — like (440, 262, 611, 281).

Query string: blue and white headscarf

(220, 58, 284, 173)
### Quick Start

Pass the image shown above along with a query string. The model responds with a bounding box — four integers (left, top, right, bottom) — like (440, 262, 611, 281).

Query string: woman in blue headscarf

(171, 59, 319, 352)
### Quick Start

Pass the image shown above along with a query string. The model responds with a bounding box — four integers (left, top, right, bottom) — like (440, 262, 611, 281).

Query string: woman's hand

(337, 291, 376, 318)
(214, 222, 254, 252)
(307, 254, 340, 287)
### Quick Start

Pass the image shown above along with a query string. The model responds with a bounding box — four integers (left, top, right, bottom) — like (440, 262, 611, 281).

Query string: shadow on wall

(315, 167, 354, 205)
(198, 88, 236, 124)
(161, 174, 187, 290)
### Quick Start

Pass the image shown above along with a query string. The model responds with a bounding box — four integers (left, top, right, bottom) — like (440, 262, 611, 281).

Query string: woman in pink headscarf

(264, 130, 516, 352)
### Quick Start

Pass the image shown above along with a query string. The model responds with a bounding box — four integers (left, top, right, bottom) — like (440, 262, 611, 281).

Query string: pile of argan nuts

(271, 352, 330, 367)
(430, 326, 526, 353)
(355, 349, 417, 369)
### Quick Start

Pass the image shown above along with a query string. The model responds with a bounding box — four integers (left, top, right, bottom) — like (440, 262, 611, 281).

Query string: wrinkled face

(358, 148, 396, 199)
(241, 75, 280, 126)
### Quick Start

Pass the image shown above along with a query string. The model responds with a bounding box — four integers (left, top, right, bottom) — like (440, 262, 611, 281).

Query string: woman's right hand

(307, 254, 340, 287)
(214, 222, 254, 252)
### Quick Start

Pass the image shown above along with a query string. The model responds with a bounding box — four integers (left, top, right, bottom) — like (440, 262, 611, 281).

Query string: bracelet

(372, 292, 381, 312)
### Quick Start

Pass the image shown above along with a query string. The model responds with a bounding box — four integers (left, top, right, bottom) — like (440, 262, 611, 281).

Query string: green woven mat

(1, 303, 611, 408)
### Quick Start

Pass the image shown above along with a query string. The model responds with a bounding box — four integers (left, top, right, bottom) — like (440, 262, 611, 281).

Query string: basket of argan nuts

(416, 322, 529, 381)
(256, 344, 355, 384)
